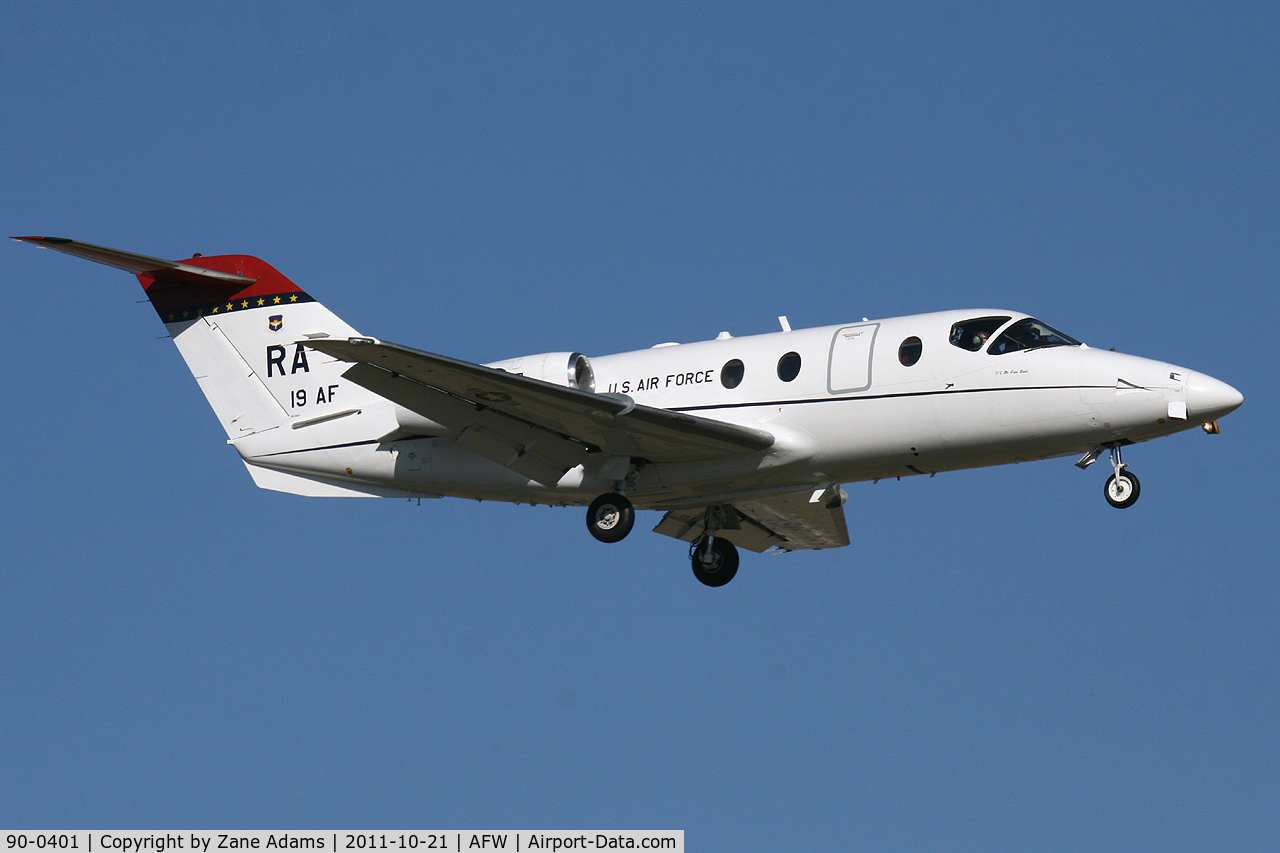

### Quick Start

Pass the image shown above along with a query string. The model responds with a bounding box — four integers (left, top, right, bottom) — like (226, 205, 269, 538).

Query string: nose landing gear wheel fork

(1105, 470, 1141, 509)
(586, 492, 635, 542)
(690, 537, 739, 587)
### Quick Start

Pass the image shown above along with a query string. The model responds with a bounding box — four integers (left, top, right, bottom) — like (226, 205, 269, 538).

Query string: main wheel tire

(586, 493, 635, 543)
(690, 537, 739, 587)
(1105, 470, 1141, 509)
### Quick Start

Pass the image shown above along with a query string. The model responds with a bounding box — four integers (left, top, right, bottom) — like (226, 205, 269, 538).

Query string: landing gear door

(828, 323, 879, 394)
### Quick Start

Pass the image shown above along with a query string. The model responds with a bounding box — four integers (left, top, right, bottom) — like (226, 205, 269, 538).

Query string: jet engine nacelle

(391, 352, 595, 439)
(485, 351, 596, 393)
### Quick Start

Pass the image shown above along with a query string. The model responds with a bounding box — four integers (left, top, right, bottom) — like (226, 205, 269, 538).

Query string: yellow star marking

(289, 295, 298, 302)
(226, 302, 235, 311)
(197, 309, 204, 316)
(273, 296, 282, 304)
(241, 300, 249, 308)
(182, 310, 190, 319)
(211, 306, 218, 313)
(167, 313, 175, 321)
(257, 298, 265, 306)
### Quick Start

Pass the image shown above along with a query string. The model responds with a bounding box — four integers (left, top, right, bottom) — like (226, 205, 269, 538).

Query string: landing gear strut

(586, 492, 635, 542)
(690, 536, 739, 587)
(1103, 444, 1141, 509)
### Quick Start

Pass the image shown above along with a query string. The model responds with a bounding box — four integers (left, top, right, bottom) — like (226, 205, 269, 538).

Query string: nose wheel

(1103, 445, 1141, 509)
(586, 492, 635, 542)
(1105, 470, 1141, 508)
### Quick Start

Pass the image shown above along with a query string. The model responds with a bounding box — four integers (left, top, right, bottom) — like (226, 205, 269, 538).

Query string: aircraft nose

(1186, 372, 1244, 421)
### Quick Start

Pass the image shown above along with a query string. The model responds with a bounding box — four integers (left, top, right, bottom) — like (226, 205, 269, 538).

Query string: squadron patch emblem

(268, 314, 283, 332)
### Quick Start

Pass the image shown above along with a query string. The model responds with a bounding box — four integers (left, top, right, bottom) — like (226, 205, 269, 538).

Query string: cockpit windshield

(949, 316, 1011, 352)
(987, 318, 1081, 355)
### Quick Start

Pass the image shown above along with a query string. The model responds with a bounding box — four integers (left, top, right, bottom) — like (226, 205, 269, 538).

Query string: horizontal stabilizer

(15, 235, 312, 320)
(13, 236, 256, 287)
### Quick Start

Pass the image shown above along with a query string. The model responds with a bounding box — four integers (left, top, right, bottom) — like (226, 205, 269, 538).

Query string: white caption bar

(1, 832, 683, 853)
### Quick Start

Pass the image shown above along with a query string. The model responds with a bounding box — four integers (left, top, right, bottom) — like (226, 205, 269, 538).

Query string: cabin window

(777, 352, 801, 382)
(898, 337, 922, 366)
(721, 359, 745, 389)
(988, 318, 1082, 355)
(949, 316, 1011, 352)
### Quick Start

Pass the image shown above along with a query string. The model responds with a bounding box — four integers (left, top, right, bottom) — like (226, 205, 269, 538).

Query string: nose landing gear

(1079, 443, 1142, 509)
(1103, 444, 1141, 509)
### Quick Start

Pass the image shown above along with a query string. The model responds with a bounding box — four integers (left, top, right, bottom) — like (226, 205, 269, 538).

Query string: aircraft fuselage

(18, 236, 1243, 585)
(263, 309, 1237, 512)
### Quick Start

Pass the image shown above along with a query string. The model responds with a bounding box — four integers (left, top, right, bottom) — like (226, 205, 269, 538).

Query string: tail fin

(14, 237, 383, 440)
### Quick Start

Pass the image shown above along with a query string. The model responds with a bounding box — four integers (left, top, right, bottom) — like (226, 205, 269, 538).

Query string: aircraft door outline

(827, 322, 879, 394)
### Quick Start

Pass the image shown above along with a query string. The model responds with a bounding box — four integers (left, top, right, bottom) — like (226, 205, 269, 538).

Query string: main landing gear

(586, 492, 635, 543)
(687, 505, 740, 586)
(585, 492, 742, 587)
(690, 536, 739, 587)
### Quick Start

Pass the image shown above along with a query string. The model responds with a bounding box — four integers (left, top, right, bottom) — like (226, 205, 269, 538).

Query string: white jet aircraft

(18, 236, 1243, 586)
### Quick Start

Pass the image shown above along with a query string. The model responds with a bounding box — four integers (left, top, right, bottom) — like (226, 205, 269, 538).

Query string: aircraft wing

(306, 337, 775, 485)
(652, 487, 851, 553)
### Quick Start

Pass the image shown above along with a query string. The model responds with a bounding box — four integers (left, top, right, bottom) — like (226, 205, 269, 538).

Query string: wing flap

(653, 487, 850, 553)
(308, 338, 774, 465)
(734, 489, 850, 550)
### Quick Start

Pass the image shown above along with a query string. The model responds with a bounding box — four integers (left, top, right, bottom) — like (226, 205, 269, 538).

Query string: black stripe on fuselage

(670, 384, 1110, 414)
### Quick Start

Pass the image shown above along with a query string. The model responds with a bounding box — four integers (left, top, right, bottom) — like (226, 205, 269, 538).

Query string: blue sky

(2, 2, 1276, 848)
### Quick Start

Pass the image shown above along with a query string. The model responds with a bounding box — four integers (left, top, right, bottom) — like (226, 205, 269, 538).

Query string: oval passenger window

(721, 359, 745, 389)
(899, 337, 922, 366)
(777, 352, 801, 382)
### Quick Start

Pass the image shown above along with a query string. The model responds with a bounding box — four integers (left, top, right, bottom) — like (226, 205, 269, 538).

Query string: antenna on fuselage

(778, 316, 791, 332)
